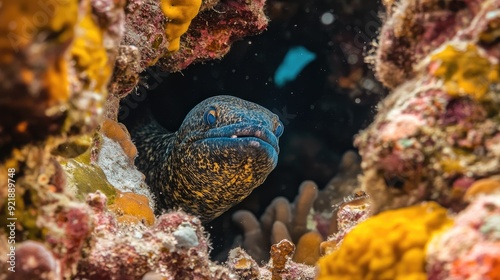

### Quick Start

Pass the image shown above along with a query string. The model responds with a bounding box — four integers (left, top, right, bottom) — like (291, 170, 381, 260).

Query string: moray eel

(131, 95, 283, 222)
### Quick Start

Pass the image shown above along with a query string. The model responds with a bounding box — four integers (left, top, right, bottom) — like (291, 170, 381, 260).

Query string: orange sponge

(109, 192, 155, 226)
(292, 231, 323, 265)
(101, 119, 138, 161)
(464, 177, 500, 202)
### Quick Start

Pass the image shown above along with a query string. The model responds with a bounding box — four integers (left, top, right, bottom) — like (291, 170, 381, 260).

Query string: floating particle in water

(321, 12, 335, 25)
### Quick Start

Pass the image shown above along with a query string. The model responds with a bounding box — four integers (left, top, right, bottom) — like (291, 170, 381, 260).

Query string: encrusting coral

(101, 119, 138, 162)
(108, 191, 155, 225)
(356, 0, 500, 214)
(0, 0, 272, 278)
(427, 191, 500, 280)
(76, 192, 234, 279)
(317, 202, 452, 280)
(158, 0, 269, 72)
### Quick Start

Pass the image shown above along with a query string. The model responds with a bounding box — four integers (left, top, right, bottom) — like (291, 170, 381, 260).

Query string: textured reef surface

(1, 0, 500, 279)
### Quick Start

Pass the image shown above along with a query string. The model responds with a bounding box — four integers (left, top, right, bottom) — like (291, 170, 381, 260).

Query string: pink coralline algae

(1, 0, 272, 278)
(5, 241, 60, 280)
(122, 0, 268, 73)
(355, 0, 500, 214)
(76, 192, 234, 280)
(427, 194, 500, 280)
(375, 0, 484, 89)
(158, 0, 269, 72)
(0, 149, 93, 279)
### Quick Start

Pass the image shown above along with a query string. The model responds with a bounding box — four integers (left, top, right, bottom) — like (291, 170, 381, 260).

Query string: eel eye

(203, 107, 217, 126)
(274, 120, 284, 137)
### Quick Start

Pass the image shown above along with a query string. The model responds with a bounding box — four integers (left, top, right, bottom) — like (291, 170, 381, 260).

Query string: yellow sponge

(317, 202, 452, 280)
(160, 0, 202, 52)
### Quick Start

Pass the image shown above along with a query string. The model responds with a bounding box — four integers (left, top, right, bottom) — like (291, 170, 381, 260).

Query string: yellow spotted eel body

(131, 95, 284, 222)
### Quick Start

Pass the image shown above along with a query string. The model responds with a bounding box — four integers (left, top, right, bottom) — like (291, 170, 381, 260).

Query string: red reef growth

(159, 0, 269, 72)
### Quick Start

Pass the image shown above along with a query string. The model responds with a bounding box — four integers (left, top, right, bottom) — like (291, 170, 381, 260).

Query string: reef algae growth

(356, 0, 500, 214)
(0, 0, 272, 278)
(427, 192, 500, 280)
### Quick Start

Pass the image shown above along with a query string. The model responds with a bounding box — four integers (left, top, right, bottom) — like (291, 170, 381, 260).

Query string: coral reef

(317, 202, 452, 279)
(232, 150, 362, 264)
(321, 191, 371, 254)
(0, 0, 106, 158)
(225, 242, 315, 280)
(105, 45, 140, 118)
(0, 146, 94, 278)
(3, 0, 500, 278)
(106, 0, 270, 119)
(375, 0, 486, 89)
(0, 0, 271, 278)
(5, 241, 60, 280)
(226, 248, 261, 280)
(76, 192, 234, 279)
(427, 192, 500, 280)
(356, 0, 500, 214)
(121, 0, 268, 73)
(159, 0, 269, 72)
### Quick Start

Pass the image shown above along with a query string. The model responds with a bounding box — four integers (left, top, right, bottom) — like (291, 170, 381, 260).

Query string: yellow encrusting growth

(316, 202, 452, 280)
(0, 0, 79, 105)
(160, 0, 202, 52)
(71, 1, 112, 92)
(430, 44, 500, 100)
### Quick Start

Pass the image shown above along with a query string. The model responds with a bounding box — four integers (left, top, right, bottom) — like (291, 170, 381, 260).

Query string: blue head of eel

(133, 95, 283, 222)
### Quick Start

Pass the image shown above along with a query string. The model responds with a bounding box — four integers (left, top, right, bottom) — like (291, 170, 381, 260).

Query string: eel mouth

(203, 123, 280, 153)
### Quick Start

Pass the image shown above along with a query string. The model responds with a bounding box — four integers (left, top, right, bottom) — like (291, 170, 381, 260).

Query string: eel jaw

(203, 123, 280, 154)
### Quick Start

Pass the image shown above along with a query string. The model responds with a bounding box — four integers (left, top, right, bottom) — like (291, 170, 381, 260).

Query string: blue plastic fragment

(274, 46, 316, 88)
